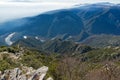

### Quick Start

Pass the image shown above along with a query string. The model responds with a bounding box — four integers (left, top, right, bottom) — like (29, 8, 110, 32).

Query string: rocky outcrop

(46, 77, 53, 80)
(0, 66, 53, 80)
(28, 66, 48, 80)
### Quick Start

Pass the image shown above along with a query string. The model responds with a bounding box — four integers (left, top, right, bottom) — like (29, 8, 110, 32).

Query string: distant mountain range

(0, 3, 120, 47)
(82, 34, 120, 48)
(12, 37, 92, 54)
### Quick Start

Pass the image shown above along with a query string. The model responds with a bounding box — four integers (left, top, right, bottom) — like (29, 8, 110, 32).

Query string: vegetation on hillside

(0, 46, 120, 80)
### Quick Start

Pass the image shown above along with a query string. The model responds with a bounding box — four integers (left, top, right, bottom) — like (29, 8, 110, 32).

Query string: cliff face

(0, 66, 53, 80)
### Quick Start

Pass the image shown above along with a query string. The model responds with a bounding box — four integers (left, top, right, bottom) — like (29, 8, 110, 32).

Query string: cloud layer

(0, 0, 120, 3)
(0, 0, 119, 23)
(0, 2, 75, 22)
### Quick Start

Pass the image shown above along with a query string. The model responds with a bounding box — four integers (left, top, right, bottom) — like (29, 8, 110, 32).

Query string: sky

(0, 0, 119, 22)
(0, 0, 119, 3)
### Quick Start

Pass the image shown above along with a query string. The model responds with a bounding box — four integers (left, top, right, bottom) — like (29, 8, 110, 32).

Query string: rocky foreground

(0, 66, 53, 80)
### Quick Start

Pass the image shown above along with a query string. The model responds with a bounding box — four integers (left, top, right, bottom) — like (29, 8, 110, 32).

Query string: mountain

(1, 3, 120, 80)
(12, 38, 92, 54)
(42, 39, 92, 54)
(13, 36, 43, 50)
(0, 3, 120, 46)
(82, 34, 120, 48)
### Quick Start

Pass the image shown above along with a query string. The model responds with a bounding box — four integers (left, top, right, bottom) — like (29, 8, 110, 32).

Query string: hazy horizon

(0, 0, 119, 23)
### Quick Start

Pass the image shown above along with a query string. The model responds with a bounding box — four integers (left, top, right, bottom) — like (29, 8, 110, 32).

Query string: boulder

(47, 77, 54, 80)
(28, 66, 48, 80)
(0, 66, 51, 80)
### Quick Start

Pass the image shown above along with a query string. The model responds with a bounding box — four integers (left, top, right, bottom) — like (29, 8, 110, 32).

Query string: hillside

(82, 34, 120, 48)
(12, 38, 92, 54)
(0, 45, 120, 80)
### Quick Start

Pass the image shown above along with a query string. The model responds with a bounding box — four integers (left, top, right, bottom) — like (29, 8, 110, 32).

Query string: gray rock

(9, 68, 22, 80)
(0, 66, 51, 80)
(18, 75, 27, 80)
(28, 66, 48, 80)
(47, 77, 53, 80)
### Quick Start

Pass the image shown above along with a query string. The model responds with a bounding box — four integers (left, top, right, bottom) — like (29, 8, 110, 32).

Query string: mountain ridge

(0, 3, 120, 46)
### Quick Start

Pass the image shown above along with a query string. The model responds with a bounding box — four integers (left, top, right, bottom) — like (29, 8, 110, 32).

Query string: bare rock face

(47, 77, 53, 80)
(0, 68, 20, 80)
(0, 66, 52, 80)
(28, 66, 48, 80)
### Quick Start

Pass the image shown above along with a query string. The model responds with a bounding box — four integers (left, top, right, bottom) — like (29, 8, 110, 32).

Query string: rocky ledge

(0, 66, 53, 80)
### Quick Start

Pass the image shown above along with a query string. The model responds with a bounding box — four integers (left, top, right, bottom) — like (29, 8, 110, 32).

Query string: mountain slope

(12, 38, 92, 54)
(0, 3, 120, 45)
(82, 34, 120, 48)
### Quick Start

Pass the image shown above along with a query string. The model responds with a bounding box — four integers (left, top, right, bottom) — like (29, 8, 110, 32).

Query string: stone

(28, 66, 48, 80)
(47, 77, 53, 80)
(0, 66, 51, 80)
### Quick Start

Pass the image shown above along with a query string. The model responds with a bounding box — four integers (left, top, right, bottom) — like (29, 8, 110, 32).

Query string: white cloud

(0, 0, 120, 3)
(0, 2, 74, 22)
(0, 0, 119, 22)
